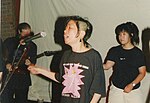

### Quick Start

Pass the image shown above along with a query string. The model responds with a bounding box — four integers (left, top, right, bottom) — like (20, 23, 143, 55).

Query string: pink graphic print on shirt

(62, 63, 85, 98)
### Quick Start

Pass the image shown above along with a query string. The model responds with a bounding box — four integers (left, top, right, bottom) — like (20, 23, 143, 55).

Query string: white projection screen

(19, 0, 150, 102)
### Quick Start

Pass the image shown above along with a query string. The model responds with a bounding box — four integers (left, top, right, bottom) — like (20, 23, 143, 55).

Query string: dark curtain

(15, 0, 21, 25)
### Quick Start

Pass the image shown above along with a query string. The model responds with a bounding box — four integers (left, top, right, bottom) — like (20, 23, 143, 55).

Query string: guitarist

(1, 22, 37, 103)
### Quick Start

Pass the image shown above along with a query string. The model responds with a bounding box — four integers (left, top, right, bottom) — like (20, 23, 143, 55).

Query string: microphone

(43, 50, 61, 56)
(36, 50, 61, 58)
(23, 32, 47, 43)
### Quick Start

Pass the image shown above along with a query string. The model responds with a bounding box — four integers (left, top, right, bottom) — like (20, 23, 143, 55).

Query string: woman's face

(118, 31, 131, 45)
(64, 20, 79, 45)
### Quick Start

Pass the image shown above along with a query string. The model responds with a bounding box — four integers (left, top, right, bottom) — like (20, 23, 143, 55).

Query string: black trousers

(1, 86, 29, 103)
(51, 82, 62, 103)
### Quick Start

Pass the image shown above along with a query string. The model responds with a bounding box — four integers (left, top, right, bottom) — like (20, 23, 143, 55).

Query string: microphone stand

(0, 44, 27, 95)
(36, 50, 61, 59)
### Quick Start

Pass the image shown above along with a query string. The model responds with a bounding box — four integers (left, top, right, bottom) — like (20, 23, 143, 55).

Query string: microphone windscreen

(40, 32, 47, 37)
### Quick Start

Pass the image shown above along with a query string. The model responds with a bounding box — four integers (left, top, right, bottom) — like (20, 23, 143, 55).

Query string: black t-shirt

(55, 49, 106, 103)
(105, 45, 145, 89)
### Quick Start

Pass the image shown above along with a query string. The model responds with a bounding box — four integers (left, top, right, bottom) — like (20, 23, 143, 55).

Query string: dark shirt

(105, 45, 146, 89)
(3, 36, 37, 88)
(55, 49, 106, 103)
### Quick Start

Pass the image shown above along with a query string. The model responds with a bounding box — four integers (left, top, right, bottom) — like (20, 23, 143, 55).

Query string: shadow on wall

(141, 28, 150, 103)
(142, 28, 150, 73)
(34, 16, 71, 103)
(49, 16, 71, 103)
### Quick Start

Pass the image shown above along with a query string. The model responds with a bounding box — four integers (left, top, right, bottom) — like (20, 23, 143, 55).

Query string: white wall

(20, 0, 150, 102)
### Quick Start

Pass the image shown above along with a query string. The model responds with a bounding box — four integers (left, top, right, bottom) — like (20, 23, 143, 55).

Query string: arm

(103, 60, 115, 70)
(25, 42, 37, 66)
(28, 65, 59, 83)
(124, 66, 146, 93)
(28, 43, 37, 64)
(90, 93, 101, 103)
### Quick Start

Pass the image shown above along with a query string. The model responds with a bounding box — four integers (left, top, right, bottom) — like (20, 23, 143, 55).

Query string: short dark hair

(115, 22, 139, 45)
(65, 16, 93, 47)
(16, 22, 31, 38)
(17, 22, 31, 33)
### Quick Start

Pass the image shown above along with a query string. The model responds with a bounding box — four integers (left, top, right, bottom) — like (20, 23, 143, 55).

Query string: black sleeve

(3, 38, 14, 64)
(104, 47, 117, 63)
(90, 51, 106, 97)
(28, 42, 37, 64)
